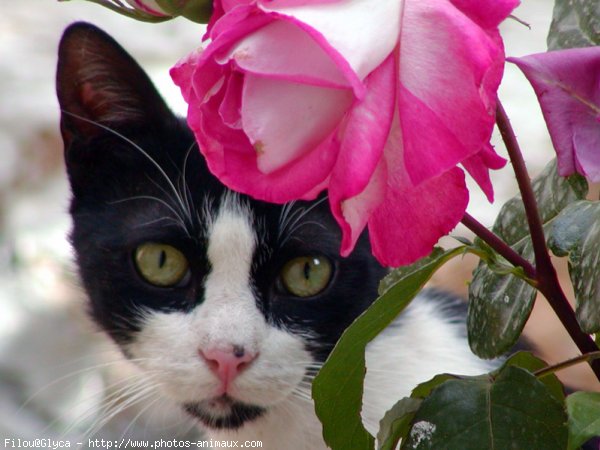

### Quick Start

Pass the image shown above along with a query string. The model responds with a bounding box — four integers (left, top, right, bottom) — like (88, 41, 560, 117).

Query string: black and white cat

(57, 22, 492, 449)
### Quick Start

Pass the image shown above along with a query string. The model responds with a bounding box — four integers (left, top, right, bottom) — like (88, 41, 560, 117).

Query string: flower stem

(534, 351, 600, 379)
(495, 100, 600, 381)
(461, 213, 536, 280)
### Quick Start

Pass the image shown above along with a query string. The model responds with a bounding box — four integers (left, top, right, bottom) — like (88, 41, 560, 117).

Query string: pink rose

(509, 47, 600, 183)
(172, 0, 518, 266)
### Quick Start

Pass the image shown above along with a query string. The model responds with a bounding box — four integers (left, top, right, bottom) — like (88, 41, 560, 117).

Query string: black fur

(185, 398, 266, 430)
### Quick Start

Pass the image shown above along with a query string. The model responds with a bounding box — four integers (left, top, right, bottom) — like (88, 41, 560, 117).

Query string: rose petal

(328, 55, 396, 254)
(241, 74, 353, 174)
(203, 120, 340, 203)
(171, 49, 204, 103)
(398, 0, 510, 185)
(337, 162, 387, 258)
(219, 71, 244, 129)
(449, 0, 520, 30)
(369, 168, 469, 267)
(574, 123, 600, 182)
(261, 0, 402, 81)
(220, 19, 353, 89)
(209, 4, 271, 41)
(462, 143, 506, 202)
(183, 71, 339, 203)
(509, 47, 600, 182)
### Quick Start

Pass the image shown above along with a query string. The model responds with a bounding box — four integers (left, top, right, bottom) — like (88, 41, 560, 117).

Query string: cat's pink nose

(199, 345, 256, 392)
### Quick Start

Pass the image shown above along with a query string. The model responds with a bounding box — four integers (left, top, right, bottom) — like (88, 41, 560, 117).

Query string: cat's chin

(184, 395, 267, 430)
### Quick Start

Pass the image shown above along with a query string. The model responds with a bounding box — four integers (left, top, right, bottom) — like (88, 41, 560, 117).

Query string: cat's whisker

(279, 196, 328, 246)
(143, 175, 194, 236)
(277, 200, 297, 240)
(288, 220, 328, 238)
(18, 357, 155, 411)
(74, 378, 162, 441)
(38, 375, 148, 440)
(66, 375, 156, 437)
(55, 379, 145, 440)
(61, 110, 194, 229)
(135, 216, 185, 229)
(179, 142, 198, 223)
(109, 194, 189, 236)
(117, 395, 162, 442)
(83, 385, 160, 442)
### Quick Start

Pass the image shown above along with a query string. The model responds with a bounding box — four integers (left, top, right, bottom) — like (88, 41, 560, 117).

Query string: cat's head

(57, 22, 386, 432)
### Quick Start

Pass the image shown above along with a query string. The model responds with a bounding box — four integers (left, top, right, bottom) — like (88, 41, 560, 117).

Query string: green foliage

(410, 373, 459, 399)
(548, 201, 600, 333)
(567, 392, 600, 450)
(156, 0, 213, 22)
(499, 352, 565, 403)
(548, 0, 600, 50)
(377, 398, 422, 450)
(313, 247, 464, 450)
(401, 354, 568, 450)
(468, 160, 588, 358)
(378, 247, 460, 295)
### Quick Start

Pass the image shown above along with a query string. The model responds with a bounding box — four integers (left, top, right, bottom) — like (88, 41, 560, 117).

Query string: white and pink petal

(261, 0, 402, 82)
(398, 0, 509, 185)
(241, 75, 353, 174)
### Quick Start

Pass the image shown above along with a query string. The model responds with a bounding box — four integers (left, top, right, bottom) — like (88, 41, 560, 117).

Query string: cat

(57, 22, 494, 449)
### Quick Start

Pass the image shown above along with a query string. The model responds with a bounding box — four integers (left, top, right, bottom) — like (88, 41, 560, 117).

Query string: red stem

(495, 101, 600, 381)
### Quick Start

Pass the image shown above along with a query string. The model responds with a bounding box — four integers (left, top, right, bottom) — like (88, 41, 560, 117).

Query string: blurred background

(0, 0, 596, 445)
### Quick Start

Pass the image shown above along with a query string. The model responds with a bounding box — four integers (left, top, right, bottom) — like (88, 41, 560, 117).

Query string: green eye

(280, 256, 332, 297)
(134, 243, 190, 287)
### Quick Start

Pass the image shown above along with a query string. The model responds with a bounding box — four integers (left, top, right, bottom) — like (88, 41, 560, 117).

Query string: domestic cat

(57, 22, 493, 449)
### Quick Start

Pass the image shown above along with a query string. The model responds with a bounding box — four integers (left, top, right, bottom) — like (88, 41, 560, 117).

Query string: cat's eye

(280, 256, 332, 298)
(134, 243, 190, 287)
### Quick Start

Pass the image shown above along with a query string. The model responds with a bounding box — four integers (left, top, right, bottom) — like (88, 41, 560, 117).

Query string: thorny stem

(492, 100, 600, 381)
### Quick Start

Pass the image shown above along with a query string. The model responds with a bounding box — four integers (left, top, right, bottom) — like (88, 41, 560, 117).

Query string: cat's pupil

(158, 250, 167, 269)
(303, 262, 311, 280)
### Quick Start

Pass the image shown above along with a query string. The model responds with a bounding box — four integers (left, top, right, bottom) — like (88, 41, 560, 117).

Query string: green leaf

(548, 0, 600, 50)
(499, 351, 565, 403)
(401, 366, 568, 450)
(410, 373, 459, 399)
(313, 247, 464, 450)
(468, 253, 537, 359)
(378, 247, 459, 295)
(567, 391, 600, 450)
(468, 160, 588, 358)
(377, 397, 422, 450)
(548, 200, 600, 333)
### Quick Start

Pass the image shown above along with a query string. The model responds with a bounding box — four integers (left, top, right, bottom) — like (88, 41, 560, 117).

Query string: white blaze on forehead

(207, 194, 256, 281)
(200, 194, 266, 351)
(207, 195, 256, 285)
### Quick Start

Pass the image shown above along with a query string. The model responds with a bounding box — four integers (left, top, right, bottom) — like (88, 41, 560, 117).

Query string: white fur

(128, 195, 493, 449)
(362, 295, 495, 435)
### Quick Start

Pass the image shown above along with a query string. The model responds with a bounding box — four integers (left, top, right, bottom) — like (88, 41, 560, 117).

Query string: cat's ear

(56, 22, 174, 146)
